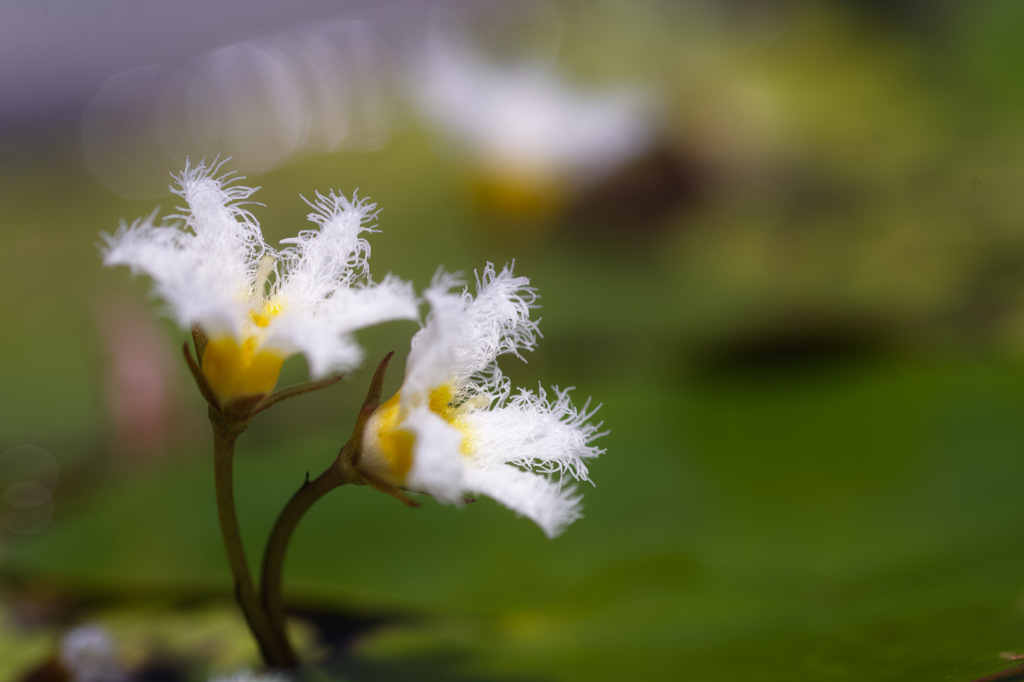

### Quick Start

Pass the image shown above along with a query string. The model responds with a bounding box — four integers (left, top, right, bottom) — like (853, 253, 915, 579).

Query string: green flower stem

(210, 408, 296, 668)
(260, 455, 353, 655)
(260, 351, 399, 660)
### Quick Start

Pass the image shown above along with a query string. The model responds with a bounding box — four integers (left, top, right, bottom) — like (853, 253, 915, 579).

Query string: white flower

(415, 45, 653, 195)
(101, 160, 418, 403)
(359, 263, 604, 538)
(60, 625, 125, 682)
(210, 672, 290, 682)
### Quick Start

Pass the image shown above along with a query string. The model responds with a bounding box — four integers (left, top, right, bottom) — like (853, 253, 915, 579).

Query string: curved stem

(258, 352, 397, 661)
(211, 411, 295, 668)
(261, 462, 349, 654)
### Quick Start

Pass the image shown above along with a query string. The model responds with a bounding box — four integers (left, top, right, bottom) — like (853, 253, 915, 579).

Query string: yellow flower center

(361, 383, 478, 485)
(200, 256, 287, 403)
(250, 300, 282, 328)
(202, 334, 285, 403)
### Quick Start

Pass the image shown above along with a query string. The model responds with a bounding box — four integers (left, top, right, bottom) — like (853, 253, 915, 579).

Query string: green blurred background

(6, 1, 1024, 679)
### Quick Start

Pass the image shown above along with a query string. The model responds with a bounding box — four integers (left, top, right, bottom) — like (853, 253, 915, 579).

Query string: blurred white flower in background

(74, 0, 647, 207)
(210, 671, 290, 682)
(412, 41, 656, 215)
(59, 625, 126, 682)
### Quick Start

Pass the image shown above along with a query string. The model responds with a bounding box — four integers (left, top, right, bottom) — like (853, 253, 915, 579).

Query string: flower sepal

(191, 324, 208, 365)
(336, 352, 422, 508)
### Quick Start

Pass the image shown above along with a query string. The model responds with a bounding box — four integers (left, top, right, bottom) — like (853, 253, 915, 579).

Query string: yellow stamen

(250, 300, 282, 328)
(428, 384, 483, 455)
(362, 384, 478, 485)
(429, 384, 455, 418)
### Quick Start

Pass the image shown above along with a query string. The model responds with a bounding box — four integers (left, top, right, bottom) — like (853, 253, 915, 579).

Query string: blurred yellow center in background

(469, 167, 568, 220)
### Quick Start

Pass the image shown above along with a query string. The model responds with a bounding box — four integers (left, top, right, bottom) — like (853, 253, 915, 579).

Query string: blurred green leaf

(7, 360, 1024, 679)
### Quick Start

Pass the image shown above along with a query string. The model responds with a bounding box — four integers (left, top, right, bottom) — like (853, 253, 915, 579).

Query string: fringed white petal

(263, 189, 417, 376)
(461, 385, 604, 483)
(171, 159, 270, 300)
(404, 408, 465, 502)
(101, 159, 271, 338)
(101, 213, 248, 337)
(267, 275, 419, 377)
(262, 309, 363, 378)
(460, 262, 540, 370)
(403, 272, 469, 403)
(461, 463, 583, 539)
(404, 263, 538, 402)
(171, 159, 264, 247)
(276, 190, 378, 306)
(323, 275, 419, 335)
